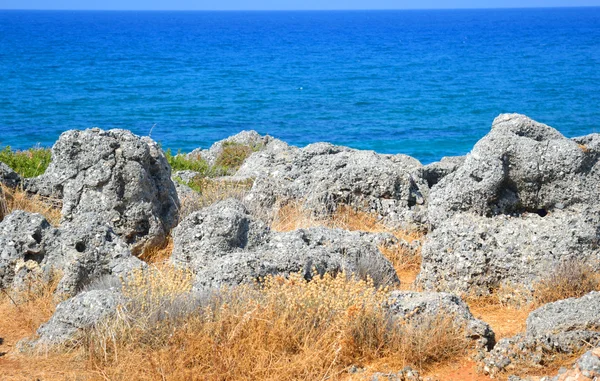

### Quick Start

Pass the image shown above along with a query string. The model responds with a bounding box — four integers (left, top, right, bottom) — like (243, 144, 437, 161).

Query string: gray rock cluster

(0, 210, 145, 296)
(25, 128, 180, 254)
(171, 198, 400, 289)
(418, 114, 600, 294)
(238, 140, 428, 228)
(0, 162, 22, 188)
(483, 292, 600, 376)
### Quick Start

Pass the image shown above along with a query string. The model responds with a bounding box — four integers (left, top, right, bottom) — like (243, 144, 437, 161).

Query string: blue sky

(2, 0, 600, 10)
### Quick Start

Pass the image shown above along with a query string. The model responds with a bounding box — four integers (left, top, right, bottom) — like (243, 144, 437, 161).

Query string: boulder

(171, 199, 400, 289)
(428, 114, 599, 227)
(0, 162, 22, 188)
(386, 291, 495, 350)
(25, 128, 180, 254)
(483, 292, 600, 376)
(187, 130, 272, 166)
(238, 140, 428, 228)
(0, 210, 144, 296)
(27, 289, 121, 349)
(417, 212, 600, 295)
(420, 115, 600, 294)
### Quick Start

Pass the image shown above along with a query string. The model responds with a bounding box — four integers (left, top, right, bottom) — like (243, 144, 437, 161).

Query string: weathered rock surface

(386, 291, 495, 350)
(428, 114, 599, 227)
(25, 128, 180, 254)
(420, 114, 600, 294)
(27, 289, 121, 349)
(0, 162, 22, 188)
(421, 156, 465, 188)
(171, 199, 400, 289)
(0, 210, 144, 296)
(417, 212, 600, 294)
(188, 130, 272, 166)
(483, 292, 600, 376)
(238, 140, 428, 228)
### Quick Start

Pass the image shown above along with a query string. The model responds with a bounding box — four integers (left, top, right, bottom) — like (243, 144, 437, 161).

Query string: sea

(0, 8, 599, 164)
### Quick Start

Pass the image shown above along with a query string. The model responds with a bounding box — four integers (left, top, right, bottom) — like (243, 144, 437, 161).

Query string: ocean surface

(1, 8, 599, 164)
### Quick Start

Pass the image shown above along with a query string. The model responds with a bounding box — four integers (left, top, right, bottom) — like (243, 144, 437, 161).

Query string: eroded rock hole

(75, 241, 86, 252)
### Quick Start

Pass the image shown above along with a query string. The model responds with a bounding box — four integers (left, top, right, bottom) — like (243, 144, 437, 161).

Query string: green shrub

(0, 146, 52, 178)
(164, 149, 210, 173)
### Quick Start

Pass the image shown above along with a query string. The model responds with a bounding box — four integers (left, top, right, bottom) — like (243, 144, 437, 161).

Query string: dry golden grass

(139, 235, 174, 264)
(0, 185, 62, 225)
(272, 202, 425, 288)
(70, 268, 466, 381)
(533, 260, 600, 307)
(178, 177, 254, 219)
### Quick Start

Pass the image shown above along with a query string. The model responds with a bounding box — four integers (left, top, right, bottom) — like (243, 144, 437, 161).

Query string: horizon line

(2, 5, 599, 12)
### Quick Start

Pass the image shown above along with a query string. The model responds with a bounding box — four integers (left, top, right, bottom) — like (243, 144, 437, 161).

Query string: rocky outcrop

(171, 199, 400, 289)
(483, 292, 600, 376)
(421, 156, 465, 188)
(0, 210, 144, 296)
(187, 130, 272, 166)
(386, 291, 495, 350)
(25, 128, 180, 254)
(238, 140, 428, 228)
(428, 114, 599, 227)
(27, 289, 121, 349)
(419, 114, 600, 294)
(417, 212, 600, 294)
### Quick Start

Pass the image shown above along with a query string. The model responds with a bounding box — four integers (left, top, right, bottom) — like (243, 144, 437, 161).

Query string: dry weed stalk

(534, 260, 600, 306)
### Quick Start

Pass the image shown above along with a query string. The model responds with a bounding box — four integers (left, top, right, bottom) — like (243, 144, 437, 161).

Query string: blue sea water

(0, 8, 599, 164)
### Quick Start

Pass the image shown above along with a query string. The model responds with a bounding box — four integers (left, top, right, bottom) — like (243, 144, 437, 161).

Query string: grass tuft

(533, 260, 600, 306)
(0, 146, 51, 178)
(214, 141, 261, 171)
(0, 185, 62, 225)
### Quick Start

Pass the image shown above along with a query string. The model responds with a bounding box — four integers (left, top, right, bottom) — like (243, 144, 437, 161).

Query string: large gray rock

(420, 115, 600, 294)
(187, 130, 272, 166)
(421, 156, 465, 188)
(483, 292, 600, 376)
(0, 210, 144, 296)
(25, 128, 180, 254)
(386, 291, 495, 350)
(238, 140, 428, 228)
(417, 212, 600, 295)
(429, 114, 599, 227)
(28, 289, 121, 349)
(171, 199, 400, 289)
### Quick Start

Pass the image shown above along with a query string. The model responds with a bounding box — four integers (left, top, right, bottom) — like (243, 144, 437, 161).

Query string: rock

(173, 170, 201, 184)
(0, 210, 55, 289)
(421, 156, 465, 188)
(171, 199, 400, 289)
(483, 292, 600, 376)
(49, 214, 146, 296)
(27, 289, 121, 349)
(417, 212, 600, 295)
(371, 367, 421, 381)
(187, 130, 272, 166)
(24, 128, 180, 254)
(0, 162, 22, 188)
(386, 291, 495, 350)
(526, 292, 600, 353)
(428, 114, 600, 228)
(420, 115, 600, 294)
(0, 210, 144, 296)
(238, 140, 428, 228)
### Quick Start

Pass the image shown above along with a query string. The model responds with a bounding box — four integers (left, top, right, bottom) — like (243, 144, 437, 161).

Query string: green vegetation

(0, 146, 51, 178)
(164, 149, 211, 173)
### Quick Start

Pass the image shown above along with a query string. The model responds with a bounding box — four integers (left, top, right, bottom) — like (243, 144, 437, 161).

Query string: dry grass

(533, 260, 600, 307)
(0, 185, 62, 225)
(139, 236, 174, 264)
(272, 202, 425, 287)
(75, 268, 468, 381)
(178, 177, 254, 219)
